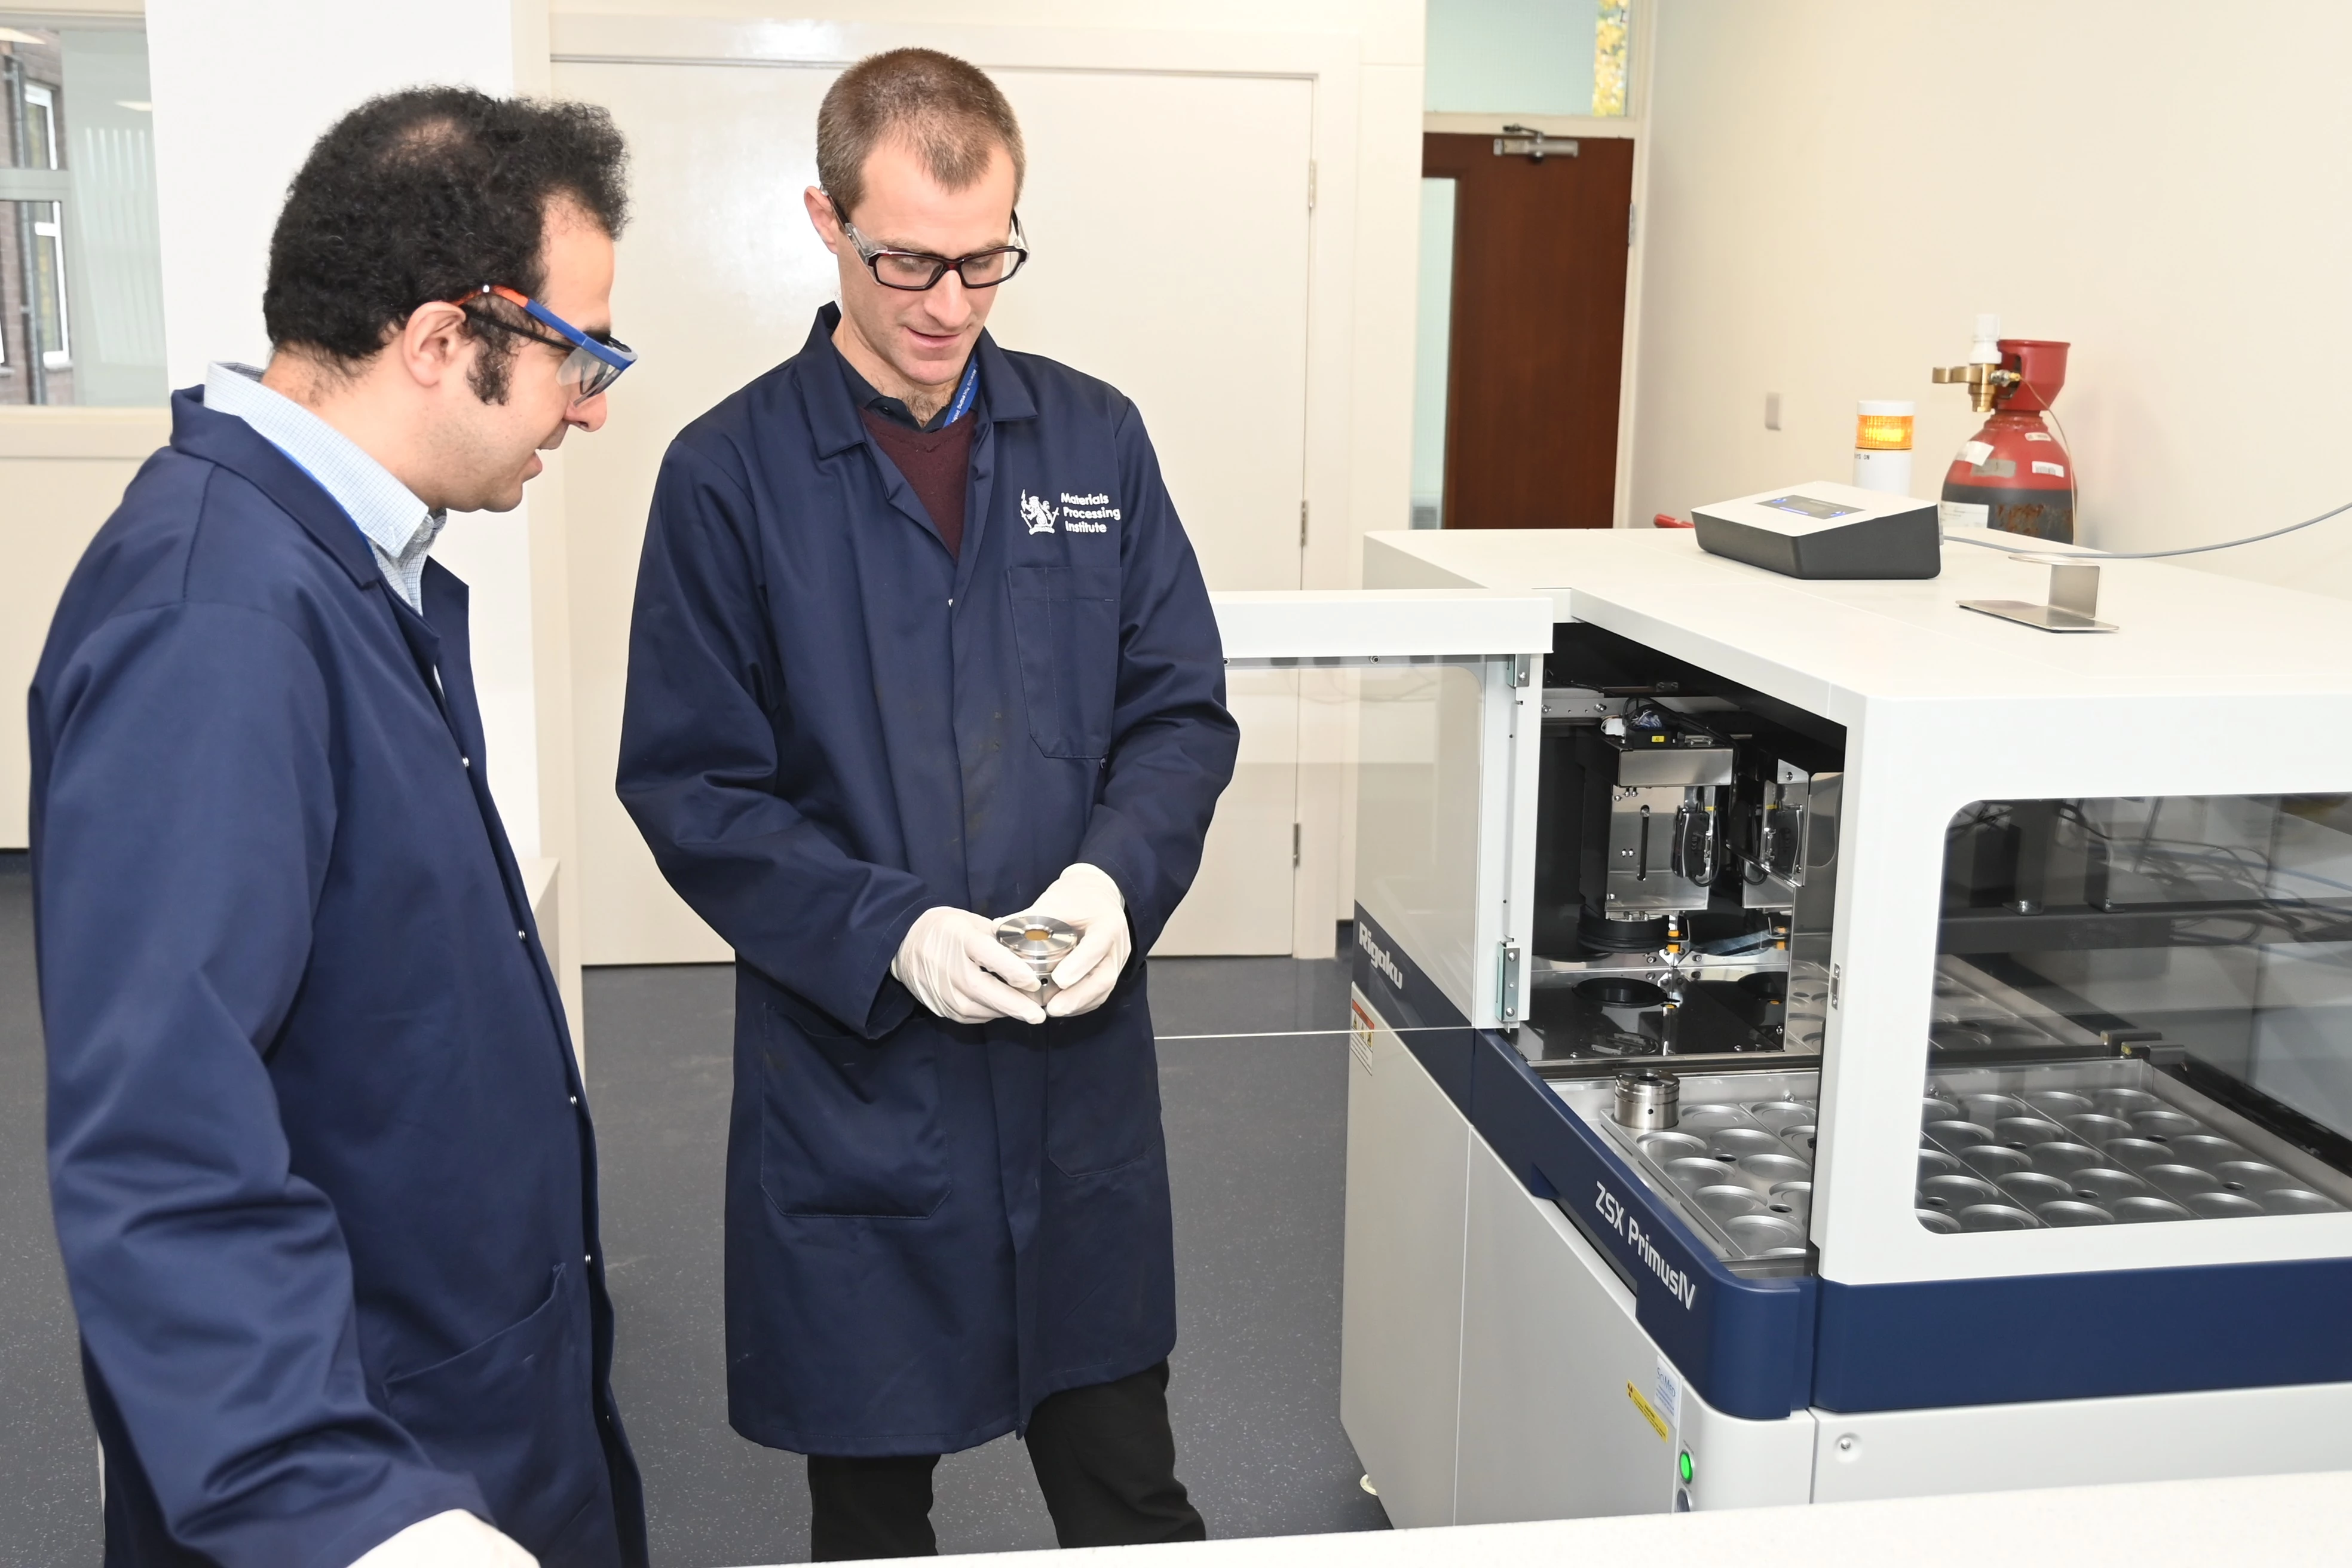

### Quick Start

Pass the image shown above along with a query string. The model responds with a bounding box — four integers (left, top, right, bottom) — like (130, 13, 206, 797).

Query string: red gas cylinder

(1938, 338, 2074, 543)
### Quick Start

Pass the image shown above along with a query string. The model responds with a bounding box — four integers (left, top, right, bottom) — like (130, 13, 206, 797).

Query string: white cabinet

(1337, 1010, 1468, 1528)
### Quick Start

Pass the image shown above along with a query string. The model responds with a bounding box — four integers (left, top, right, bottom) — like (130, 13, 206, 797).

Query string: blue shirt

(203, 362, 446, 610)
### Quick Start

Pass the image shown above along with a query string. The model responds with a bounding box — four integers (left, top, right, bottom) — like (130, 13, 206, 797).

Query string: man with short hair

(31, 88, 645, 1568)
(618, 48, 1234, 1560)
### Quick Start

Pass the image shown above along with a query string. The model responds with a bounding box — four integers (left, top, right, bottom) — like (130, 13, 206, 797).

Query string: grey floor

(0, 849, 1386, 1564)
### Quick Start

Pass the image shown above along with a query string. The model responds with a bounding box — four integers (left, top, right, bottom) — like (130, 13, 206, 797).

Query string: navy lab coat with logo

(29, 392, 646, 1568)
(618, 305, 1238, 1456)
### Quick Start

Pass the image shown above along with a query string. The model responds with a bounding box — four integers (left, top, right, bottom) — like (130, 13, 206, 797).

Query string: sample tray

(1591, 1083, 1819, 1261)
(1916, 1058, 2350, 1232)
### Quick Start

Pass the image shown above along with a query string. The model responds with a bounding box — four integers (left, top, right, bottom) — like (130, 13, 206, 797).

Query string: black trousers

(806, 1361, 1206, 1560)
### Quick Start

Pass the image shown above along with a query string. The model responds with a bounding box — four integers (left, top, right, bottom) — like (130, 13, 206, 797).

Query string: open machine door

(1209, 590, 1553, 1030)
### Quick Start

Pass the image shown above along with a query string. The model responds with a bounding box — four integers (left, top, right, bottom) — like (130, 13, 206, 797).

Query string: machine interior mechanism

(1527, 623, 2352, 1273)
(1524, 622, 1845, 1064)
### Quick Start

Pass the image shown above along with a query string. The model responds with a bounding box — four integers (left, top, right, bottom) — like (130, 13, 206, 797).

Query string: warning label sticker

(1627, 1382, 1670, 1443)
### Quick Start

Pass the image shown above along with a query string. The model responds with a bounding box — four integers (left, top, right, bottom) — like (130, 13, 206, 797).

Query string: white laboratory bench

(774, 1467, 2352, 1567)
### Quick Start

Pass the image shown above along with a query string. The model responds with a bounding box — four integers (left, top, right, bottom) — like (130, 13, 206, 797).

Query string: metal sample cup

(994, 914, 1079, 998)
(1740, 1153, 1809, 1187)
(2031, 1142, 2105, 1175)
(1995, 1117, 2066, 1147)
(2260, 1189, 2341, 1215)
(2063, 1114, 2133, 1145)
(2069, 1168, 2149, 1202)
(1998, 1172, 2074, 1206)
(2146, 1163, 2222, 1198)
(2172, 1136, 2250, 1170)
(1725, 1213, 1804, 1252)
(1710, 1128, 1787, 1160)
(2187, 1192, 2267, 1218)
(1665, 1157, 1735, 1193)
(1962, 1094, 2028, 1125)
(1612, 1068, 1682, 1131)
(1920, 1174, 2001, 1210)
(1696, 1186, 1764, 1219)
(1960, 1146, 2032, 1178)
(2213, 1160, 2295, 1193)
(2103, 1138, 2172, 1171)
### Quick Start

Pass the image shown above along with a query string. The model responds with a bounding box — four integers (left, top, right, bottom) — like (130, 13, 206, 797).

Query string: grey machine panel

(1692, 483, 1941, 580)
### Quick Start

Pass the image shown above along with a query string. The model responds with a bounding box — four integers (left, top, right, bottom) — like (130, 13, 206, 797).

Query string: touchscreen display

(1760, 494, 1863, 521)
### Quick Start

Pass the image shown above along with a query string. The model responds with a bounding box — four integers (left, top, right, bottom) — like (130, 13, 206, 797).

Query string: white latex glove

(350, 1510, 537, 1568)
(892, 905, 1047, 1025)
(1018, 862, 1131, 1019)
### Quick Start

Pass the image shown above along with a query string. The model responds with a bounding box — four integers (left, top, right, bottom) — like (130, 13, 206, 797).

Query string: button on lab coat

(618, 306, 1238, 1455)
(30, 394, 645, 1567)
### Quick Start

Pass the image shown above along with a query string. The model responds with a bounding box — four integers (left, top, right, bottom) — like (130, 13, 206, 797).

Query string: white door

(552, 51, 1313, 964)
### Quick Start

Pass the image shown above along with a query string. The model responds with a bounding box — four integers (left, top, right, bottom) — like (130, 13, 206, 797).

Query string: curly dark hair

(263, 87, 629, 402)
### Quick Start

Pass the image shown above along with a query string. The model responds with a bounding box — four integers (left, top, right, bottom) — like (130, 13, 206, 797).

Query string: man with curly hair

(30, 88, 645, 1568)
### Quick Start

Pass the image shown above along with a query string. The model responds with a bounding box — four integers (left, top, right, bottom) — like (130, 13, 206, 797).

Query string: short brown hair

(816, 48, 1024, 224)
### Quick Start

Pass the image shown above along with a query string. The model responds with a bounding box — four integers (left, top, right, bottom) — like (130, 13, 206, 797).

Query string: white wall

(145, 0, 549, 859)
(553, 0, 1428, 583)
(1630, 0, 2352, 603)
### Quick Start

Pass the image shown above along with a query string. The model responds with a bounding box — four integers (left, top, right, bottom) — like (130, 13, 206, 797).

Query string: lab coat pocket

(1045, 995, 1162, 1178)
(1007, 565, 1120, 759)
(382, 1263, 601, 1548)
(758, 1002, 951, 1218)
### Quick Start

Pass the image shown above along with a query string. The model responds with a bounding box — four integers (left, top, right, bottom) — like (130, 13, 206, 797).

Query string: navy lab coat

(29, 392, 646, 1568)
(618, 306, 1238, 1456)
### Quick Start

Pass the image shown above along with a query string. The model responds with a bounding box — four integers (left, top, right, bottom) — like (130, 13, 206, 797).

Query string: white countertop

(1364, 527, 2352, 707)
(773, 1468, 2352, 1567)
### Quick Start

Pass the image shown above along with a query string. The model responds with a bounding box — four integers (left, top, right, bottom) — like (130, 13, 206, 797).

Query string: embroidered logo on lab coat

(1058, 493, 1118, 534)
(1021, 490, 1058, 534)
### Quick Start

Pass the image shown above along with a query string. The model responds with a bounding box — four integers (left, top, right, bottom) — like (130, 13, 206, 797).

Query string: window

(2, 19, 163, 405)
(29, 197, 66, 365)
(22, 77, 53, 167)
(1916, 794, 2352, 1232)
(1425, 0, 1636, 119)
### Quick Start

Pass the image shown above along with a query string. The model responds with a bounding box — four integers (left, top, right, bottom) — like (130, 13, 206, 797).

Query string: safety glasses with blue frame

(448, 283, 637, 400)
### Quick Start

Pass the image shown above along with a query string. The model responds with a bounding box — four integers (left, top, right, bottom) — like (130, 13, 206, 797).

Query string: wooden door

(550, 54, 1316, 964)
(1423, 133, 1633, 529)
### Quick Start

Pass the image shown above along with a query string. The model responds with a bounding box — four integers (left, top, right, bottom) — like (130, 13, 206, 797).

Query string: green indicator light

(1678, 1450, 1693, 1484)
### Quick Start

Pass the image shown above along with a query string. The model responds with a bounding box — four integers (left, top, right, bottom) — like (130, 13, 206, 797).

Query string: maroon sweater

(860, 409, 974, 559)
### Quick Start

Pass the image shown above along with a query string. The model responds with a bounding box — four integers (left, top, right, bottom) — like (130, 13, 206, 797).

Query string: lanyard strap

(942, 356, 981, 427)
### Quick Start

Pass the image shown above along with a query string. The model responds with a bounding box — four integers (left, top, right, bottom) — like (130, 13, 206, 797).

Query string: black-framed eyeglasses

(838, 210, 1029, 292)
